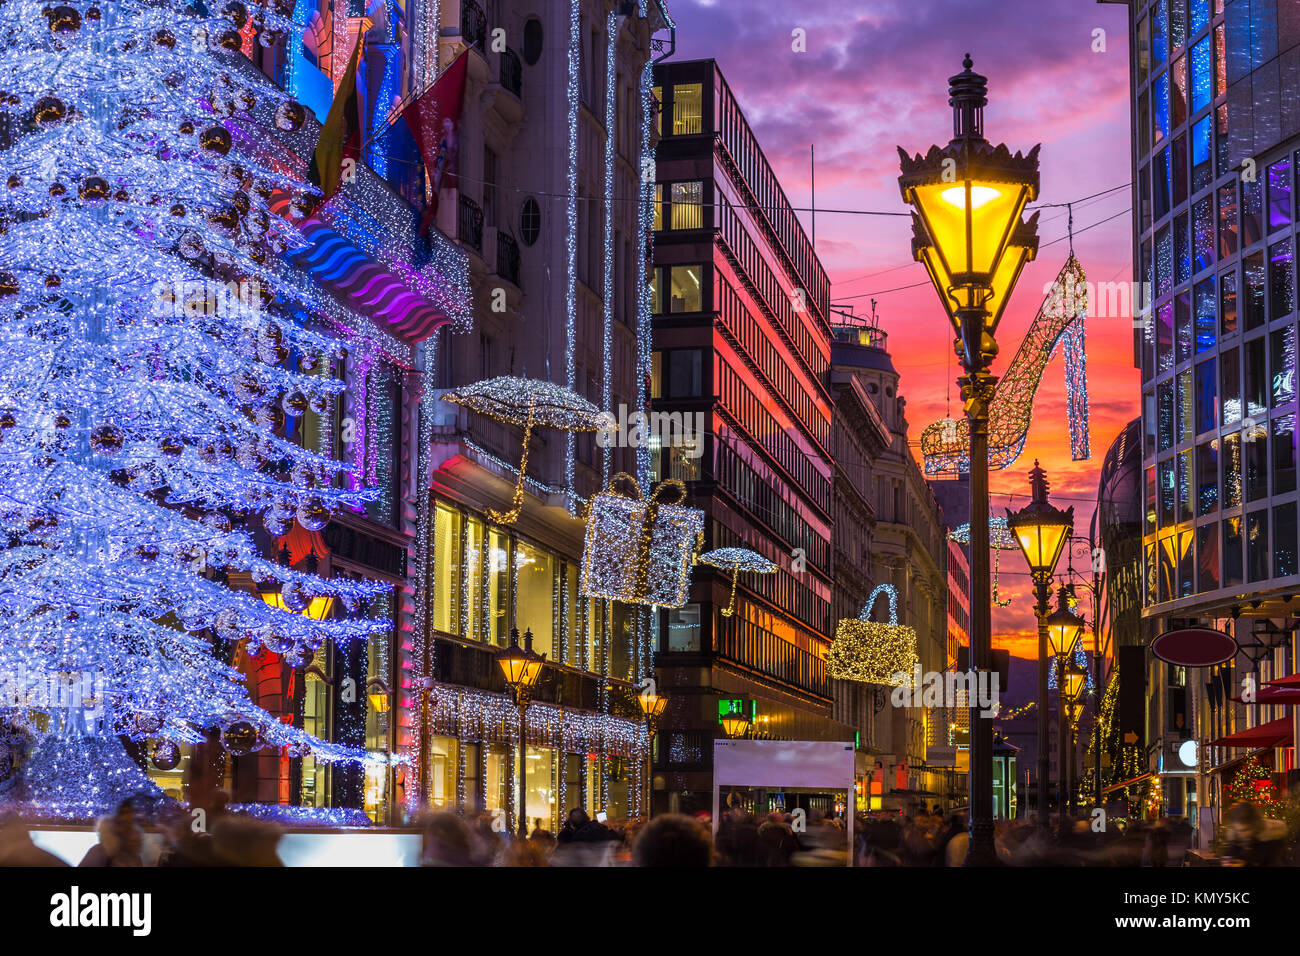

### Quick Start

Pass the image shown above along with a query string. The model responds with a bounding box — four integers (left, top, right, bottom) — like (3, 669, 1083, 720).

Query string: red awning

(1264, 673, 1300, 687)
(1103, 771, 1153, 795)
(1208, 716, 1293, 748)
(1230, 686, 1300, 705)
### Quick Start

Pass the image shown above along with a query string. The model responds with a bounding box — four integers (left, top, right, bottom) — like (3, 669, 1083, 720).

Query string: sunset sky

(666, 0, 1140, 663)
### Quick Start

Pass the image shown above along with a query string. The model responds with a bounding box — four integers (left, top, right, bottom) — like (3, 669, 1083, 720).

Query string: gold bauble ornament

(89, 424, 125, 454)
(33, 96, 66, 125)
(199, 125, 232, 155)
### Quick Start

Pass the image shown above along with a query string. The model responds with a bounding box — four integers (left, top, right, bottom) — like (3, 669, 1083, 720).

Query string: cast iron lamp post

(1047, 585, 1085, 830)
(497, 627, 545, 837)
(899, 54, 1039, 865)
(1062, 662, 1089, 825)
(1007, 462, 1074, 828)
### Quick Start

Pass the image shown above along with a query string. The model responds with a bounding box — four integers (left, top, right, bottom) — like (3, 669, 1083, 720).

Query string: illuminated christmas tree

(1224, 754, 1283, 818)
(0, 1, 388, 816)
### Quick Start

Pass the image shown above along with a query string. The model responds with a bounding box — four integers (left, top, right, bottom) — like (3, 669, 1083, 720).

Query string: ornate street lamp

(1046, 587, 1086, 659)
(899, 54, 1039, 866)
(497, 627, 546, 837)
(1007, 461, 1074, 829)
(720, 705, 750, 739)
(638, 692, 668, 820)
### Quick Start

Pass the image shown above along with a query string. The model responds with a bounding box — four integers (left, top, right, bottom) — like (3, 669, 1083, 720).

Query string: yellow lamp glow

(907, 178, 1031, 297)
(497, 627, 545, 689)
(1045, 588, 1086, 658)
(941, 184, 1001, 209)
(720, 708, 750, 739)
(638, 694, 668, 720)
(1062, 664, 1087, 702)
(1006, 461, 1073, 578)
(914, 214, 1037, 340)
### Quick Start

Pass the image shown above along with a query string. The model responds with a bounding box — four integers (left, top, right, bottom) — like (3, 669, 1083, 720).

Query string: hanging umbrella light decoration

(948, 515, 1018, 607)
(441, 376, 608, 524)
(698, 547, 778, 617)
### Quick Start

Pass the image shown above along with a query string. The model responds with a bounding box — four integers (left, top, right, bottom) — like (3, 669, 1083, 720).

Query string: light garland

(581, 475, 704, 609)
(0, 3, 420, 819)
(444, 376, 604, 524)
(564, 0, 580, 513)
(920, 255, 1091, 474)
(826, 584, 921, 686)
(226, 801, 373, 826)
(1224, 753, 1283, 817)
(698, 546, 779, 617)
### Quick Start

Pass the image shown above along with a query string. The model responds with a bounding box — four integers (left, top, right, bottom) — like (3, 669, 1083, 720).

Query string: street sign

(1150, 627, 1237, 668)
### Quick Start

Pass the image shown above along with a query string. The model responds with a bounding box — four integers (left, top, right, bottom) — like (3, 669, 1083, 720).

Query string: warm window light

(259, 591, 336, 622)
(940, 184, 1001, 209)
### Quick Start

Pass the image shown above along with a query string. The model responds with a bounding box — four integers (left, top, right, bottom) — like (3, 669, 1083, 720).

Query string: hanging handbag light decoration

(580, 473, 705, 608)
(826, 583, 920, 686)
(697, 547, 778, 617)
(441, 376, 608, 524)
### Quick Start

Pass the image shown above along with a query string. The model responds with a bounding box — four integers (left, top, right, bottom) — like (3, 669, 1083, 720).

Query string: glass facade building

(1137, 0, 1300, 617)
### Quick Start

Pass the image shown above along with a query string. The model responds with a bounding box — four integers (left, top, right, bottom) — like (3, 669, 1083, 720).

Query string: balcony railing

(495, 231, 520, 287)
(457, 194, 483, 253)
(714, 616, 832, 700)
(500, 47, 522, 98)
(461, 0, 487, 54)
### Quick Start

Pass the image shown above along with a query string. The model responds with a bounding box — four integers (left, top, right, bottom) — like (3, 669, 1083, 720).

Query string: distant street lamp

(638, 693, 667, 820)
(497, 627, 545, 837)
(899, 54, 1039, 865)
(720, 705, 750, 740)
(1006, 462, 1073, 828)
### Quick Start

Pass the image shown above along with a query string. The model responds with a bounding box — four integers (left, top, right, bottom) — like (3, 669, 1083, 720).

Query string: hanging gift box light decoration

(697, 547, 778, 618)
(826, 583, 920, 686)
(441, 376, 607, 524)
(580, 473, 704, 608)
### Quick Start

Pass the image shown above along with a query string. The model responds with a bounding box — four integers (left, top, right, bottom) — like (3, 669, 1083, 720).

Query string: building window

(668, 264, 703, 312)
(522, 17, 543, 65)
(514, 538, 554, 660)
(672, 83, 702, 135)
(669, 181, 705, 229)
(520, 197, 541, 246)
(664, 348, 703, 398)
(433, 504, 462, 634)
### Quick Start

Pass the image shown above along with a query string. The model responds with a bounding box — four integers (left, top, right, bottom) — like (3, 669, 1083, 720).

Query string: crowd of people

(0, 797, 1295, 866)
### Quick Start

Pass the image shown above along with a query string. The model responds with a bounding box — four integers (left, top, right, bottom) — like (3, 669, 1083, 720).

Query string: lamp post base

(964, 821, 1002, 866)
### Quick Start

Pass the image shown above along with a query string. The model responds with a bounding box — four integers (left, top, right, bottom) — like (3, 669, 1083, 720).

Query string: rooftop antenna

(810, 143, 816, 248)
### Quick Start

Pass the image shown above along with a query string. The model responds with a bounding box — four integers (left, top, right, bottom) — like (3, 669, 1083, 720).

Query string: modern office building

(649, 58, 857, 815)
(1129, 0, 1299, 820)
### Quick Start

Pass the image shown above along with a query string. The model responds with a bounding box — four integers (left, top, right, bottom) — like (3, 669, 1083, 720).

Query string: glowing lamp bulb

(940, 185, 1001, 209)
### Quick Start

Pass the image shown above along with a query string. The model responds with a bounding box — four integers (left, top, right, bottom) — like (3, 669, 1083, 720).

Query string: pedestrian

(632, 813, 713, 867)
(0, 814, 68, 866)
(78, 801, 144, 867)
